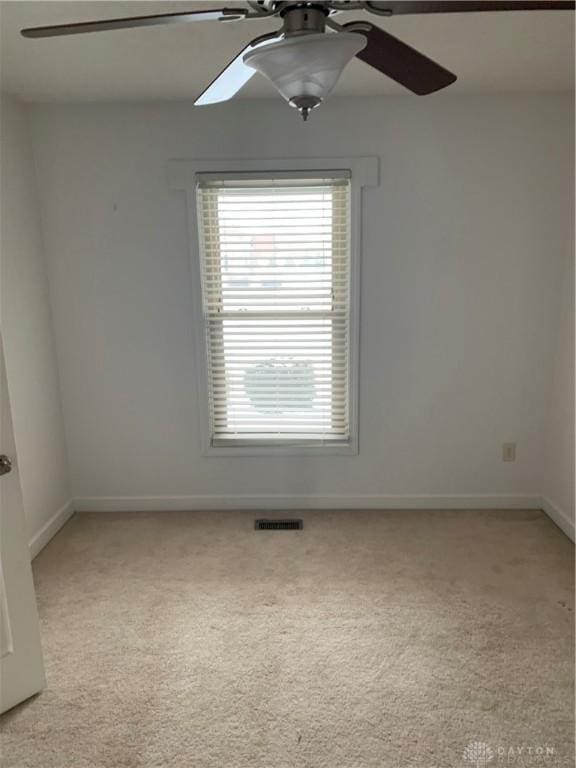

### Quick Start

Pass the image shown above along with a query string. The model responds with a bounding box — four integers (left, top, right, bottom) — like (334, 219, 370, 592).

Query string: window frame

(168, 156, 379, 457)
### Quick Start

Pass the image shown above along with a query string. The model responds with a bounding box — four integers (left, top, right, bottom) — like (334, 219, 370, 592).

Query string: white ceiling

(1, 1, 574, 102)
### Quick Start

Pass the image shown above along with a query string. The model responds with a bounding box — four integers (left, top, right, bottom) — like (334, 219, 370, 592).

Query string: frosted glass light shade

(243, 32, 366, 108)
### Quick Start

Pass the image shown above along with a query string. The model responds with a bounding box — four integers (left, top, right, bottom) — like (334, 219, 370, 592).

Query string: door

(0, 334, 45, 713)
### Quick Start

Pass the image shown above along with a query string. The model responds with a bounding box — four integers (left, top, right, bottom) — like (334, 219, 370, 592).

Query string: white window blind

(196, 174, 351, 447)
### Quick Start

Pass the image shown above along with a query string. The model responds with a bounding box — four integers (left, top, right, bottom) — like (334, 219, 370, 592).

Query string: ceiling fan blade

(365, 1, 575, 14)
(21, 8, 247, 38)
(345, 22, 456, 95)
(195, 33, 279, 106)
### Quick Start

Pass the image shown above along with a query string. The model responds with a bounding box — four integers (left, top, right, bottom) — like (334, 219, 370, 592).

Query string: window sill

(203, 440, 358, 457)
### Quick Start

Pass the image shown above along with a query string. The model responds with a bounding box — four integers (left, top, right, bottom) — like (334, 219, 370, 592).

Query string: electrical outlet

(502, 442, 516, 462)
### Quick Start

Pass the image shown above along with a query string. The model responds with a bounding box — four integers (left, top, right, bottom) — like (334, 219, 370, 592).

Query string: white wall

(28, 95, 573, 510)
(0, 94, 72, 553)
(542, 208, 575, 539)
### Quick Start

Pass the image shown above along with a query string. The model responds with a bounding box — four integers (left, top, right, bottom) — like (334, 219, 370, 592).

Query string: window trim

(168, 156, 379, 457)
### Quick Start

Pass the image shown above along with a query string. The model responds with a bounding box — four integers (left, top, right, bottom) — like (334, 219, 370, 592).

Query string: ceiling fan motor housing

(280, 5, 329, 36)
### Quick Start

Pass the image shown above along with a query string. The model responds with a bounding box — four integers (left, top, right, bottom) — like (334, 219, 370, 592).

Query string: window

(196, 173, 352, 450)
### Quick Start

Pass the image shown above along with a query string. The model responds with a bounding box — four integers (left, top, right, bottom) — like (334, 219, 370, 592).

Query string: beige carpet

(1, 509, 574, 768)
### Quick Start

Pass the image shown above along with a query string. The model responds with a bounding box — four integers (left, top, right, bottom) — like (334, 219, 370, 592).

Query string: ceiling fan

(21, 1, 575, 120)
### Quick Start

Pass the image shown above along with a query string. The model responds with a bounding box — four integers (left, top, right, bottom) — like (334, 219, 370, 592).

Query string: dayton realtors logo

(463, 742, 495, 768)
(463, 741, 556, 766)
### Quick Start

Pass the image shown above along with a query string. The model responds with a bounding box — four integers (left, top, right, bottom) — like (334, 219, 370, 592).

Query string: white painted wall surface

(28, 95, 573, 507)
(542, 210, 575, 539)
(0, 94, 72, 551)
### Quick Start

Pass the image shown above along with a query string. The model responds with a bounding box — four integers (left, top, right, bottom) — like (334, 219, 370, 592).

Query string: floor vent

(255, 519, 303, 531)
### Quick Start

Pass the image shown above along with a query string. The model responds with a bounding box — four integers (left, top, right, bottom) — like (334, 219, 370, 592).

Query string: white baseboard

(541, 497, 575, 542)
(29, 500, 75, 559)
(28, 496, 571, 553)
(73, 494, 541, 513)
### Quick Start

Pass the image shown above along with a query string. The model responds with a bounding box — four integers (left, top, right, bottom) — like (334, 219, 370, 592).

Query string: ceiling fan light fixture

(243, 32, 367, 120)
